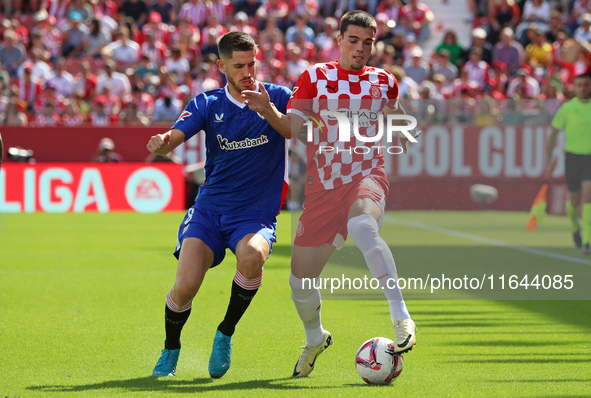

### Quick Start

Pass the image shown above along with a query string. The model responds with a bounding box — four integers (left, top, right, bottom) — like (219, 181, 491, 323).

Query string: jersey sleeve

(269, 83, 292, 114)
(385, 69, 400, 110)
(551, 103, 565, 130)
(287, 69, 316, 119)
(171, 94, 207, 141)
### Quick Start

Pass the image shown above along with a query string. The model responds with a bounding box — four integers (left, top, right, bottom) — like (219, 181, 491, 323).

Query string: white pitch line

(385, 216, 591, 267)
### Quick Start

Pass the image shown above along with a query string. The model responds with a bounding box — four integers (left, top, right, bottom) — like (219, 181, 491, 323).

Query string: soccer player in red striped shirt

(242, 10, 418, 378)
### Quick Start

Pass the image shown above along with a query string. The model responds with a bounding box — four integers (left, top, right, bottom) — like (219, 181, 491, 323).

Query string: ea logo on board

(125, 167, 172, 213)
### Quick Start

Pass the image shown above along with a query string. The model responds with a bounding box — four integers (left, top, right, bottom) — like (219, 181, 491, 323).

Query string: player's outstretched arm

(242, 82, 295, 139)
(147, 129, 185, 156)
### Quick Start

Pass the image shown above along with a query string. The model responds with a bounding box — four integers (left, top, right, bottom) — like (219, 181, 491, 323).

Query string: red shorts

(294, 174, 389, 249)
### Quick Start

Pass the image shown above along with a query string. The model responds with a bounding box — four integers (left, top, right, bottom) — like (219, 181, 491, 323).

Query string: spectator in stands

(87, 18, 112, 59)
(506, 67, 541, 98)
(96, 60, 131, 98)
(231, 11, 257, 36)
(403, 47, 430, 83)
(574, 13, 591, 42)
(375, 13, 396, 46)
(33, 101, 61, 126)
(474, 98, 502, 126)
(165, 47, 190, 84)
(119, 101, 149, 125)
(431, 49, 458, 83)
(151, 0, 175, 24)
(200, 30, 220, 59)
(286, 46, 310, 83)
(435, 30, 464, 66)
(18, 49, 51, 81)
(377, 0, 403, 22)
(74, 60, 98, 101)
(315, 17, 337, 49)
(34, 81, 64, 114)
(178, 0, 208, 27)
(462, 28, 493, 66)
(0, 29, 26, 77)
(209, 0, 232, 26)
(493, 27, 524, 73)
(286, 13, 315, 44)
(143, 11, 171, 45)
(153, 95, 181, 123)
(136, 54, 159, 81)
(62, 12, 89, 58)
(141, 32, 167, 65)
(398, 0, 434, 43)
(464, 47, 489, 90)
(487, 0, 521, 44)
(489, 60, 509, 95)
(191, 62, 220, 96)
(92, 137, 123, 162)
(390, 65, 419, 98)
(46, 58, 76, 96)
(432, 73, 452, 98)
(89, 96, 119, 126)
(106, 27, 140, 66)
(525, 27, 553, 68)
(235, 0, 263, 26)
(93, 0, 119, 20)
(120, 0, 149, 26)
(18, 66, 43, 110)
(501, 99, 527, 124)
(516, 0, 551, 41)
(33, 16, 61, 62)
(256, 0, 289, 31)
(547, 10, 571, 42)
(2, 96, 28, 126)
(66, 0, 95, 22)
(62, 99, 86, 126)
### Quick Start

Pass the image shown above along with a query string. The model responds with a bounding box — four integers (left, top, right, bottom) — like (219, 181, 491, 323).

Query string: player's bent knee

(237, 247, 266, 278)
(347, 214, 379, 252)
(172, 280, 200, 303)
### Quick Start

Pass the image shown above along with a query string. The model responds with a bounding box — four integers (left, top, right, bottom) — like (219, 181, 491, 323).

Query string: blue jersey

(172, 83, 291, 217)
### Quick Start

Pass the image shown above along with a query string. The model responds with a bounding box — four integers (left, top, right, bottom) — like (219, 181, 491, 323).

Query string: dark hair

(217, 31, 256, 60)
(574, 73, 591, 81)
(340, 10, 377, 36)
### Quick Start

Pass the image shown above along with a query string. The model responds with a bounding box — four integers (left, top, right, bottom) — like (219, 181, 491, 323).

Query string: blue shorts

(174, 207, 278, 268)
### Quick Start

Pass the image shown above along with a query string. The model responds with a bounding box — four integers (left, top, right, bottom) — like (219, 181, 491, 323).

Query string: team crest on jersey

(176, 110, 192, 123)
(296, 221, 304, 237)
(370, 85, 382, 99)
(214, 113, 224, 123)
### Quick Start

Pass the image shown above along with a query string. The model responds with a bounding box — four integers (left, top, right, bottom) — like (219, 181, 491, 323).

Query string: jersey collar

(224, 83, 260, 109)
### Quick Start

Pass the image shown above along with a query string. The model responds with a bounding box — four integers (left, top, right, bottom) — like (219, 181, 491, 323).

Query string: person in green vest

(547, 73, 591, 254)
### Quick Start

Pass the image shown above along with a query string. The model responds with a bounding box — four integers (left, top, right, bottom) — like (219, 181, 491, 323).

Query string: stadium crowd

(0, 0, 586, 126)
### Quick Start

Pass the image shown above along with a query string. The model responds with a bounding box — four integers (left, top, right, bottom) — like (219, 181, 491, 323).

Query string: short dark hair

(218, 31, 257, 60)
(340, 10, 377, 36)
(574, 73, 591, 81)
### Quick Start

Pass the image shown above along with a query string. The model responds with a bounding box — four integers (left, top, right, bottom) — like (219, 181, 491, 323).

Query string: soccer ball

(355, 337, 403, 385)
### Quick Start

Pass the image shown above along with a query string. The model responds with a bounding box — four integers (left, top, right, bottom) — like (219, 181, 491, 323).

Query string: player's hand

(147, 132, 172, 154)
(242, 81, 271, 115)
(399, 129, 421, 154)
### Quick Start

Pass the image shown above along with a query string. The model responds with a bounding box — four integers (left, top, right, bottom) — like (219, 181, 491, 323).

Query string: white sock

(289, 272, 325, 347)
(348, 214, 411, 322)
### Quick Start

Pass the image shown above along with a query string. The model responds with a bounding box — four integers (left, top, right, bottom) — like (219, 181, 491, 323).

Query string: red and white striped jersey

(178, 2, 208, 26)
(287, 61, 399, 194)
(62, 113, 85, 126)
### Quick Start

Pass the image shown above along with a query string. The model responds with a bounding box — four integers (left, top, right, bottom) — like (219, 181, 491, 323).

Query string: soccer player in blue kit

(146, 31, 292, 379)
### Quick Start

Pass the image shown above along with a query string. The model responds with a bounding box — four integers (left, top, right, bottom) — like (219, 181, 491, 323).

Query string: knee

(172, 280, 199, 303)
(290, 272, 316, 300)
(237, 246, 266, 278)
(347, 214, 379, 251)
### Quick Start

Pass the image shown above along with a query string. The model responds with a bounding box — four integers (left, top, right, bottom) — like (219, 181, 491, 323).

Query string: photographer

(92, 137, 123, 162)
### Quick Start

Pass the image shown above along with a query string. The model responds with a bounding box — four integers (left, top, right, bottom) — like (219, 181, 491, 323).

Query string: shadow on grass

(26, 376, 337, 394)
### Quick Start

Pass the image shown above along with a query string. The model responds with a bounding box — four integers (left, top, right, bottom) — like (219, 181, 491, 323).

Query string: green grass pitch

(0, 211, 590, 397)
